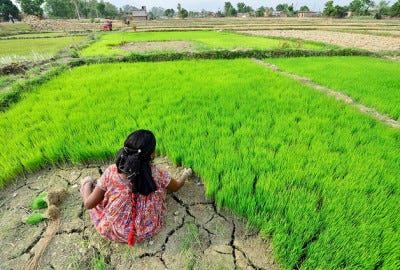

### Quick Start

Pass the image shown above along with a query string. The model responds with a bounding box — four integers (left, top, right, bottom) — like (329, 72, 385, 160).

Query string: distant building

(298, 11, 318, 18)
(131, 6, 148, 20)
(344, 11, 353, 17)
(271, 11, 287, 17)
(237, 12, 251, 18)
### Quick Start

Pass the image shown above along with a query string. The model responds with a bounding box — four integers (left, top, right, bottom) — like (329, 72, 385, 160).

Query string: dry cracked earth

(0, 157, 278, 270)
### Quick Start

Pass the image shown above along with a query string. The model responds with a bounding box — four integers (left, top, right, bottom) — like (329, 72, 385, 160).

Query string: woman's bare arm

(167, 168, 192, 192)
(81, 180, 105, 209)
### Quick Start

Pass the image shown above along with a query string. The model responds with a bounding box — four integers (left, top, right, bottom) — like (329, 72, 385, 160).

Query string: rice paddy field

(80, 31, 330, 56)
(1, 18, 400, 269)
(266, 56, 400, 121)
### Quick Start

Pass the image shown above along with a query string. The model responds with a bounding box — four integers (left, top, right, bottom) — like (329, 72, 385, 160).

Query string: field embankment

(241, 30, 400, 52)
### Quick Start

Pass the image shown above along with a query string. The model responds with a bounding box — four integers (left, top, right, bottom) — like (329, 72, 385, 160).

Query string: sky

(108, 1, 355, 12)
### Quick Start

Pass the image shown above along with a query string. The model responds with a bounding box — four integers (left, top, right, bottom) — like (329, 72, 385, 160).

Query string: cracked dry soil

(0, 157, 278, 270)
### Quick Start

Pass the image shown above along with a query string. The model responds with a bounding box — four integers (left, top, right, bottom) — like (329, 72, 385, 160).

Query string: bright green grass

(0, 36, 87, 62)
(266, 56, 400, 121)
(81, 31, 328, 56)
(0, 60, 399, 269)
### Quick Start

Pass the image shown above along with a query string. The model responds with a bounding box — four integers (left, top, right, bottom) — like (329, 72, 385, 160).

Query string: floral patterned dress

(88, 164, 171, 243)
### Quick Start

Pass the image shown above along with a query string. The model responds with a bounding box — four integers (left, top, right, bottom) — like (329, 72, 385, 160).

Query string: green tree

(0, 0, 20, 21)
(299, 5, 310, 11)
(391, 0, 400, 16)
(224, 2, 237, 16)
(349, 0, 374, 15)
(97, 0, 105, 17)
(44, 0, 74, 18)
(323, 1, 336, 16)
(373, 0, 390, 18)
(164, 8, 175, 17)
(276, 3, 295, 16)
(335, 5, 348, 17)
(275, 3, 287, 11)
(177, 3, 188, 19)
(104, 2, 118, 18)
(255, 6, 266, 17)
(17, 0, 44, 16)
(237, 2, 253, 13)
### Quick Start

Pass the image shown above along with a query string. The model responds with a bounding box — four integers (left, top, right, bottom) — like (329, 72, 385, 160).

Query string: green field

(0, 36, 87, 63)
(266, 56, 400, 121)
(81, 31, 329, 56)
(0, 59, 399, 269)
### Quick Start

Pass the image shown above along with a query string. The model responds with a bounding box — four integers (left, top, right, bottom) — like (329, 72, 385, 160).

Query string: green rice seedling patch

(266, 56, 400, 121)
(0, 60, 399, 269)
(81, 31, 328, 56)
(0, 36, 87, 63)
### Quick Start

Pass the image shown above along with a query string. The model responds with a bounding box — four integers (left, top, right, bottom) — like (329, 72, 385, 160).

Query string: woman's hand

(167, 168, 193, 192)
(182, 168, 193, 180)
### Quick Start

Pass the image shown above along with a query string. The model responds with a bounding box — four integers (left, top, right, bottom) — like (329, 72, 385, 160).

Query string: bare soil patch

(0, 156, 278, 269)
(118, 41, 195, 53)
(242, 30, 400, 52)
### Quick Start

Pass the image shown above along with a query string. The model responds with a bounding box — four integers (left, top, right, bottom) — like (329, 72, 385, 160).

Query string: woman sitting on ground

(80, 130, 192, 246)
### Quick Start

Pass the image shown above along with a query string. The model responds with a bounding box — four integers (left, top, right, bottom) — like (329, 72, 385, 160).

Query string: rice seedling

(0, 59, 399, 269)
(24, 213, 45, 225)
(80, 31, 328, 57)
(31, 191, 48, 210)
(266, 56, 400, 121)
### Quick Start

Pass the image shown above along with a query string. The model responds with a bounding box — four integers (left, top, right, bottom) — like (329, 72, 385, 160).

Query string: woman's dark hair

(116, 130, 157, 196)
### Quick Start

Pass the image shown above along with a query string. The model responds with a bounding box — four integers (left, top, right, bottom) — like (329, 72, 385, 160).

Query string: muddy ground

(0, 157, 278, 270)
(118, 41, 196, 54)
(241, 30, 400, 52)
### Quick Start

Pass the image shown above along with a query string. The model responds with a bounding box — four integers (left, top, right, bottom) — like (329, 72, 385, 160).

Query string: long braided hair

(116, 130, 157, 196)
(116, 130, 157, 246)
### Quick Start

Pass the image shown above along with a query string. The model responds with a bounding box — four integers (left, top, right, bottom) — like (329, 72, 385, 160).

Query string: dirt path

(0, 157, 278, 270)
(252, 58, 400, 129)
(241, 30, 400, 52)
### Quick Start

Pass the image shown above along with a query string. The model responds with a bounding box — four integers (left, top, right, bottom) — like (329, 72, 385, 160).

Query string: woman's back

(89, 164, 171, 243)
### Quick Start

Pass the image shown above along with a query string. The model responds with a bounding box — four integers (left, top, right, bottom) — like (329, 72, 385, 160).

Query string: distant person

(9, 14, 15, 24)
(80, 130, 192, 246)
(107, 20, 112, 31)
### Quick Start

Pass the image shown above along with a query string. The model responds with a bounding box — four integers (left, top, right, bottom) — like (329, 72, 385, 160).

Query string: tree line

(154, 1, 400, 19)
(1, 0, 400, 22)
(323, 0, 400, 18)
(0, 0, 119, 21)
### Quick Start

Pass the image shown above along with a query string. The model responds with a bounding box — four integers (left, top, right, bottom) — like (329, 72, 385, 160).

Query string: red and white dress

(87, 164, 171, 243)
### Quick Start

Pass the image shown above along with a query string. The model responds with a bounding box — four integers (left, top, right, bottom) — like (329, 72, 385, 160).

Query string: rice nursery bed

(0, 36, 87, 63)
(266, 56, 400, 121)
(81, 30, 329, 56)
(0, 59, 399, 269)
